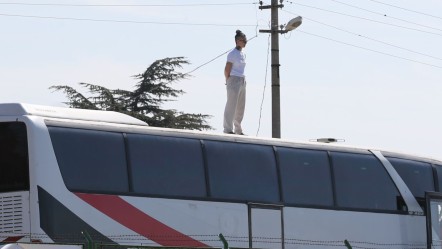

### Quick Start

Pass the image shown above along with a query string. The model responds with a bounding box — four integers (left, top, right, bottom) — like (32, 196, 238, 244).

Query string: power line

(256, 34, 271, 136)
(282, 9, 442, 62)
(366, 0, 442, 20)
(285, 1, 442, 37)
(185, 35, 259, 75)
(185, 50, 230, 75)
(0, 2, 257, 7)
(297, 30, 442, 69)
(0, 12, 257, 27)
(329, 0, 442, 33)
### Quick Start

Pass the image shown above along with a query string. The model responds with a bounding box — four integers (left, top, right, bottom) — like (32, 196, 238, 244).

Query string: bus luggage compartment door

(249, 203, 283, 249)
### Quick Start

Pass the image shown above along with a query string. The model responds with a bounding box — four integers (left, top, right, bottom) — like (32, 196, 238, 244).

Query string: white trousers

(223, 76, 246, 134)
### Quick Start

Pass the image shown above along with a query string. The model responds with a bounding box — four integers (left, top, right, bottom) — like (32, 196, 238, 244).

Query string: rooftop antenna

(310, 138, 345, 143)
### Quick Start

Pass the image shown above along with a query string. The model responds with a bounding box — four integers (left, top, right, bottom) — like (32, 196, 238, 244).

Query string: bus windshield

(0, 122, 29, 192)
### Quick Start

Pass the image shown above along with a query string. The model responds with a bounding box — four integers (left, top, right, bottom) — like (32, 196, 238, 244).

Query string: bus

(1, 103, 442, 249)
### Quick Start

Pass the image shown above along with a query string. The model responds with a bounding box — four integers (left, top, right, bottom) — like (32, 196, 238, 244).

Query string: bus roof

(2, 103, 440, 164)
(0, 103, 147, 126)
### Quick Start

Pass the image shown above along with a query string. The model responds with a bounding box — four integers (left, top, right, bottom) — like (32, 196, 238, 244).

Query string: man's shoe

(236, 132, 246, 135)
(224, 131, 234, 134)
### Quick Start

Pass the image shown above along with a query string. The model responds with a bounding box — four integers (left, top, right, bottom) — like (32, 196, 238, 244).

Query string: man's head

(235, 30, 247, 48)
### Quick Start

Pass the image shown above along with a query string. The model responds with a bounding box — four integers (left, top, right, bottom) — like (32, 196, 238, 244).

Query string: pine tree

(50, 57, 212, 130)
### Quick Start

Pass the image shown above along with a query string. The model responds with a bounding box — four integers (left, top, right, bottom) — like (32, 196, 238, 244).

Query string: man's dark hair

(235, 30, 246, 41)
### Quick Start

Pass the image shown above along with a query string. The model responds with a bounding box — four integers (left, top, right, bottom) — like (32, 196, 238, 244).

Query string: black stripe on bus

(38, 186, 116, 245)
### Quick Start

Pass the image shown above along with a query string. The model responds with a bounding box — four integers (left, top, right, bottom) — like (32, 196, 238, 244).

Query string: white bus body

(1, 103, 441, 249)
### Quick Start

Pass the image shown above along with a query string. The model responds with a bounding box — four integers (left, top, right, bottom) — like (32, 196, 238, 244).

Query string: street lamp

(285, 16, 303, 32)
(260, 7, 302, 138)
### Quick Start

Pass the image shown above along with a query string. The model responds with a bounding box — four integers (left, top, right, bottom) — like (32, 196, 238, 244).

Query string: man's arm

(224, 62, 233, 81)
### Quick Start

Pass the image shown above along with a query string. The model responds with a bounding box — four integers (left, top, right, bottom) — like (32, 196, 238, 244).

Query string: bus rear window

(0, 122, 29, 192)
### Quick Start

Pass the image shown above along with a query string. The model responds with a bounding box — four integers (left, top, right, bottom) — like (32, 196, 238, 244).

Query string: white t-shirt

(227, 48, 246, 77)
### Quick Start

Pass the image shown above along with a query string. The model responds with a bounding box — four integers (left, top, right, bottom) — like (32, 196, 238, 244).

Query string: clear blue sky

(1, 0, 441, 160)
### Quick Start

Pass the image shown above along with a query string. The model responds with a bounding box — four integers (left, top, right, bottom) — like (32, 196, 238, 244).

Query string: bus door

(248, 203, 284, 249)
(426, 192, 442, 249)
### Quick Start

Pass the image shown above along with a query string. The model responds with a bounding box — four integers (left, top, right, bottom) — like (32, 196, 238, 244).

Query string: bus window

(435, 165, 442, 192)
(204, 141, 279, 203)
(127, 134, 206, 198)
(0, 122, 29, 192)
(331, 152, 401, 211)
(48, 127, 129, 193)
(387, 157, 434, 202)
(277, 148, 333, 207)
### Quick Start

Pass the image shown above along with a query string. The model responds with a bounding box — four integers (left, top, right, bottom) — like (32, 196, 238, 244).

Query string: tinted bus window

(127, 134, 206, 198)
(0, 122, 29, 192)
(204, 141, 279, 203)
(435, 165, 442, 192)
(331, 152, 400, 211)
(277, 148, 333, 207)
(48, 127, 129, 193)
(387, 157, 434, 199)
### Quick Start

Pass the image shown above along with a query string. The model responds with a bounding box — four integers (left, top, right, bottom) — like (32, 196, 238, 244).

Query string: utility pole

(259, 0, 302, 139)
(259, 0, 285, 139)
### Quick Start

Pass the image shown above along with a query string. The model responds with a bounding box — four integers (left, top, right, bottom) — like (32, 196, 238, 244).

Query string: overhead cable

(256, 34, 271, 137)
(329, 0, 442, 33)
(0, 2, 257, 7)
(366, 0, 442, 20)
(283, 10, 442, 62)
(285, 1, 442, 37)
(185, 35, 258, 75)
(297, 30, 442, 69)
(0, 12, 257, 27)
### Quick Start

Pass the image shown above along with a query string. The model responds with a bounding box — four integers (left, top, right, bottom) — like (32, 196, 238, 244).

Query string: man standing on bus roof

(223, 30, 247, 135)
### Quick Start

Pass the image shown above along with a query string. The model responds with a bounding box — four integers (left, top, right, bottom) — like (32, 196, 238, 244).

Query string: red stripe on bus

(75, 193, 208, 248)
(2, 236, 24, 242)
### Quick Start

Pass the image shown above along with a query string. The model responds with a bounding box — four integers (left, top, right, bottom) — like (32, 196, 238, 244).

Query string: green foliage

(50, 57, 212, 130)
